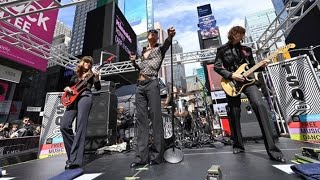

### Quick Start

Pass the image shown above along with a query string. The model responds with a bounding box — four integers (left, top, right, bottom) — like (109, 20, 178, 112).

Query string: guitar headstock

(278, 43, 296, 52)
(263, 43, 296, 62)
(95, 55, 116, 71)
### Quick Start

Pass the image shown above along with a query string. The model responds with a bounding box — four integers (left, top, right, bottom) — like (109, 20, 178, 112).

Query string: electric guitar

(61, 56, 114, 107)
(221, 43, 295, 97)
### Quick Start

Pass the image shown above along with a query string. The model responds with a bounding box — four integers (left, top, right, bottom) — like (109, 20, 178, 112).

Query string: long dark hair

(75, 56, 94, 78)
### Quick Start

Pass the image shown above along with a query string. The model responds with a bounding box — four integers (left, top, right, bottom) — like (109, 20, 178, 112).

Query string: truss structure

(256, 0, 320, 52)
(0, 20, 79, 69)
(0, 0, 316, 76)
(0, 0, 97, 21)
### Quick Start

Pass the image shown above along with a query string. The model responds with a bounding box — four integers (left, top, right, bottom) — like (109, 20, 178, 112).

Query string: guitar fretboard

(242, 61, 265, 77)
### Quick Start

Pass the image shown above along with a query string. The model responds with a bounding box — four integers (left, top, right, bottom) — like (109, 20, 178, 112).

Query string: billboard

(39, 92, 67, 159)
(115, 4, 137, 59)
(124, 0, 148, 35)
(0, 81, 9, 101)
(206, 64, 223, 91)
(0, 0, 59, 71)
(197, 4, 212, 17)
(199, 16, 219, 39)
(197, 4, 219, 39)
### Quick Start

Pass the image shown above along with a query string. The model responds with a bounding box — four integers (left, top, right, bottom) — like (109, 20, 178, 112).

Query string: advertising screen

(114, 5, 137, 58)
(124, 0, 148, 36)
(197, 4, 212, 17)
(0, 0, 59, 71)
(199, 15, 219, 39)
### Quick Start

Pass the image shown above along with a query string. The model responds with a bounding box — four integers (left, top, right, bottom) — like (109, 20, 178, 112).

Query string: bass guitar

(61, 56, 114, 107)
(221, 43, 295, 97)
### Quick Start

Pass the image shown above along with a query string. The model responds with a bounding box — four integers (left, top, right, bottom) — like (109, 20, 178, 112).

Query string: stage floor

(2, 137, 314, 180)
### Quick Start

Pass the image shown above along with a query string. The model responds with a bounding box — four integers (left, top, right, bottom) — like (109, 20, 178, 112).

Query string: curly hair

(76, 56, 93, 78)
(227, 26, 246, 41)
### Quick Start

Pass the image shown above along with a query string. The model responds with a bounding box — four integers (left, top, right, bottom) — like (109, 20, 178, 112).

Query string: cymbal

(182, 90, 202, 96)
(188, 97, 201, 103)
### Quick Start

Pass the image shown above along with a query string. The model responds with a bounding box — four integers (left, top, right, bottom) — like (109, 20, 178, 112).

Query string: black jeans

(227, 84, 283, 159)
(60, 92, 93, 165)
(135, 78, 164, 164)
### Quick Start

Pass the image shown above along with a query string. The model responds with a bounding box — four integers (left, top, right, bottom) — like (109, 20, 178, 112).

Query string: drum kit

(115, 88, 226, 152)
(162, 89, 221, 149)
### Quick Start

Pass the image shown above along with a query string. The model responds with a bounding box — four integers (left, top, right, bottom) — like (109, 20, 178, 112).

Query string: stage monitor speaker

(239, 99, 278, 141)
(85, 91, 118, 151)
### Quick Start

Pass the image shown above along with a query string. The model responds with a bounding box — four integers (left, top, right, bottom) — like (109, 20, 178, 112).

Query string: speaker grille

(85, 91, 117, 151)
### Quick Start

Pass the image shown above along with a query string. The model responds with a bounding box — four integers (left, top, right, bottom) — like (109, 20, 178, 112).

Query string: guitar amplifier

(239, 99, 279, 141)
(85, 90, 118, 151)
(225, 99, 279, 142)
(92, 80, 116, 93)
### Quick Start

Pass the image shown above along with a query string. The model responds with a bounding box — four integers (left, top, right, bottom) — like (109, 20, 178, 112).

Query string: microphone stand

(164, 38, 183, 164)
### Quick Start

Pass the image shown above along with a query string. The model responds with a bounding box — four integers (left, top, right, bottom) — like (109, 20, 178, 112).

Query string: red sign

(0, 81, 9, 101)
(206, 64, 222, 91)
(0, 1, 59, 71)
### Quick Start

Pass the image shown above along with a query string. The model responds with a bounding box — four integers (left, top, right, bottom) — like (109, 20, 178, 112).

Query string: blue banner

(197, 4, 212, 17)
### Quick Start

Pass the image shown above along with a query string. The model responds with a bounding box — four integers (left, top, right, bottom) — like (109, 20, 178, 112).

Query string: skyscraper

(69, 0, 125, 56)
(245, 9, 278, 43)
(69, 1, 97, 56)
(54, 20, 72, 37)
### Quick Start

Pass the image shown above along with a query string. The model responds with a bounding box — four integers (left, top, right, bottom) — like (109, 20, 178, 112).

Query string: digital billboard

(124, 0, 148, 36)
(115, 4, 137, 59)
(199, 16, 219, 39)
(0, 0, 59, 71)
(197, 4, 212, 17)
(197, 4, 219, 39)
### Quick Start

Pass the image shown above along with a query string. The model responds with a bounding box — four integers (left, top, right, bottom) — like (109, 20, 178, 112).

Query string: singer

(129, 27, 176, 167)
(214, 26, 285, 163)
(60, 56, 101, 169)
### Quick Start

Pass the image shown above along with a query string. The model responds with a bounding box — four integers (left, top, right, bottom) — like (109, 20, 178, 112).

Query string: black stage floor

(2, 137, 316, 180)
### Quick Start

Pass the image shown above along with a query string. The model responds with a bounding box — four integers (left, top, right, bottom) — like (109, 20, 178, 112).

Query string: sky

(57, 0, 275, 76)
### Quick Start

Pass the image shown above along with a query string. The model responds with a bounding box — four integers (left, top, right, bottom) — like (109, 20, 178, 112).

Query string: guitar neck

(242, 43, 294, 77)
(242, 61, 265, 77)
(75, 74, 94, 90)
(75, 65, 103, 90)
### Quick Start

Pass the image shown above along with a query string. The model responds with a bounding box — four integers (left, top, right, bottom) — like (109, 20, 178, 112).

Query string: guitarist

(60, 56, 101, 169)
(214, 26, 286, 163)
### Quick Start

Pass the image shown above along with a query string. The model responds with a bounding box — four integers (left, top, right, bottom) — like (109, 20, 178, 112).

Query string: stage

(2, 137, 314, 180)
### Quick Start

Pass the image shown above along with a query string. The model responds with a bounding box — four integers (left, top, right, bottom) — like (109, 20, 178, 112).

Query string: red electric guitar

(61, 55, 114, 107)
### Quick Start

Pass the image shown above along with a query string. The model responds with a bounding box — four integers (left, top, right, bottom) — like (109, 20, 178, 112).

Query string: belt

(137, 76, 158, 85)
(139, 74, 158, 80)
(147, 76, 158, 80)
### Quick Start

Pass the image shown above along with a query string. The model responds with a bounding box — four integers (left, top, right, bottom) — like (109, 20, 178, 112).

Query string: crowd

(0, 117, 41, 139)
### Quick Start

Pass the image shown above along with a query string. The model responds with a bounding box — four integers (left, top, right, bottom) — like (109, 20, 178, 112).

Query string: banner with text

(268, 55, 320, 143)
(0, 0, 59, 71)
(38, 92, 67, 159)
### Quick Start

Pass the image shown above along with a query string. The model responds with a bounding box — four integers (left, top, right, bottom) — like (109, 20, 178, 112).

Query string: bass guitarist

(214, 26, 285, 163)
(60, 56, 101, 169)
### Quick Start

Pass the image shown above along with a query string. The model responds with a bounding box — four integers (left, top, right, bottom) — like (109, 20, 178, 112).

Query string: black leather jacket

(214, 42, 263, 80)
